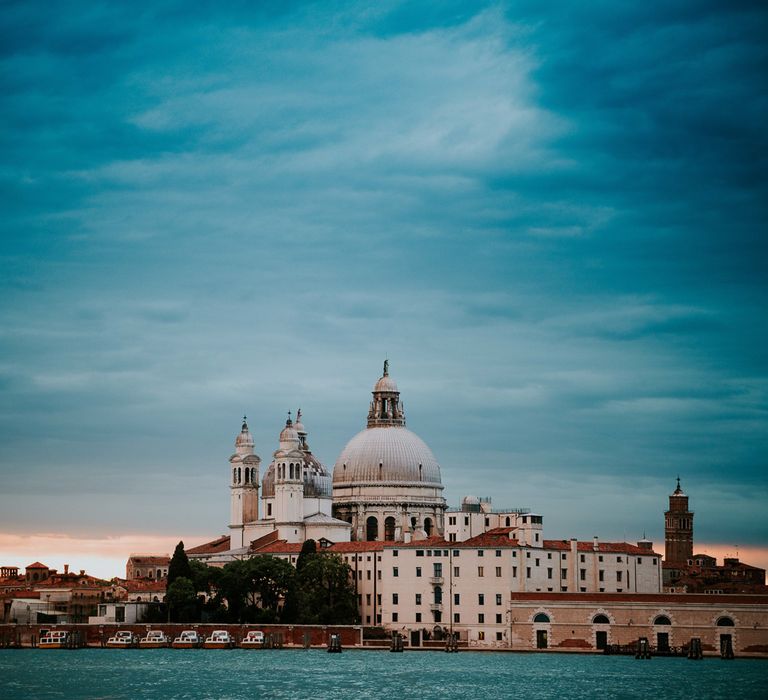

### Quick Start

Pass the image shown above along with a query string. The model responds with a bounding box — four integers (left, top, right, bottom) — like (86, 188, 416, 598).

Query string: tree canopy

(167, 541, 193, 588)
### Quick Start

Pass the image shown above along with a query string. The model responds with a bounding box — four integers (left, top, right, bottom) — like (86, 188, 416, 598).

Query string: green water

(1, 649, 766, 699)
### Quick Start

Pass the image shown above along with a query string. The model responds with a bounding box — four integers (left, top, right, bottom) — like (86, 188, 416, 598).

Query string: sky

(1, 1, 767, 579)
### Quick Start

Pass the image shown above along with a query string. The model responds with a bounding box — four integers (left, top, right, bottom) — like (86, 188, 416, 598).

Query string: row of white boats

(38, 629, 266, 649)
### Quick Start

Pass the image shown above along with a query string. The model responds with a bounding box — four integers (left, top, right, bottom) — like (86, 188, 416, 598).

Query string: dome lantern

(367, 360, 406, 428)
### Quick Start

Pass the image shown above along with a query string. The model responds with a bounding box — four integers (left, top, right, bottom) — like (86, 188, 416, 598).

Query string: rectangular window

(617, 556, 622, 563)
(464, 516, 469, 526)
(454, 593, 460, 605)
(547, 553, 552, 559)
(267, 503, 272, 516)
(392, 612, 398, 622)
(454, 566, 460, 577)
(416, 550, 424, 557)
(416, 566, 422, 577)
(478, 594, 485, 605)
(367, 570, 371, 580)
(495, 614, 502, 624)
(580, 554, 585, 563)
(496, 550, 502, 557)
(377, 594, 381, 605)
(535, 558, 540, 567)
(598, 555, 603, 562)
(366, 594, 371, 605)
(512, 566, 517, 577)
(433, 550, 441, 557)
(496, 567, 502, 577)
(526, 567, 531, 578)
(496, 594, 502, 605)
(526, 552, 530, 559)
(478, 550, 484, 557)
(377, 614, 381, 624)
(377, 570, 381, 580)
(496, 632, 503, 641)
(449, 516, 456, 525)
(547, 568, 553, 579)
(453, 550, 460, 558)
(392, 593, 398, 605)
(449, 533, 457, 542)
(478, 613, 485, 623)
(478, 566, 484, 577)
(478, 630, 485, 640)
(617, 571, 623, 582)
(393, 567, 399, 577)
(561, 568, 567, 580)
(434, 563, 442, 577)
(415, 593, 422, 605)
(416, 613, 422, 622)
(637, 558, 642, 564)
(454, 613, 460, 623)
(561, 553, 567, 560)
(393, 550, 398, 557)
(580, 569, 586, 581)
(599, 570, 604, 582)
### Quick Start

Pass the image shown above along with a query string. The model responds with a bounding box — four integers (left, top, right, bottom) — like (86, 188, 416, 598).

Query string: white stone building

(227, 413, 351, 552)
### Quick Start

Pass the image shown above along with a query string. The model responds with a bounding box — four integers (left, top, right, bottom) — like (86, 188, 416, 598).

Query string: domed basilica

(225, 362, 446, 553)
(332, 360, 446, 542)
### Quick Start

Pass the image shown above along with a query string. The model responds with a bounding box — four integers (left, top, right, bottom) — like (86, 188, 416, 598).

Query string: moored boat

(105, 630, 138, 648)
(239, 630, 265, 649)
(171, 630, 202, 648)
(38, 630, 70, 649)
(139, 630, 170, 648)
(203, 630, 235, 649)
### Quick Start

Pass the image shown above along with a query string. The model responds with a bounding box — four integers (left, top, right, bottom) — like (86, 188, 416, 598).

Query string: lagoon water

(1, 649, 767, 700)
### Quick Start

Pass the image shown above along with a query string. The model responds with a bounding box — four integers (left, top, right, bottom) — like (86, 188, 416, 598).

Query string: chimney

(64, 564, 69, 575)
(593, 536, 599, 551)
(80, 569, 85, 576)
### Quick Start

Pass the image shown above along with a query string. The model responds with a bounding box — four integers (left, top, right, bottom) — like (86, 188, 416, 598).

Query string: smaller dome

(235, 416, 254, 454)
(294, 408, 306, 435)
(374, 374, 398, 393)
(279, 418, 299, 444)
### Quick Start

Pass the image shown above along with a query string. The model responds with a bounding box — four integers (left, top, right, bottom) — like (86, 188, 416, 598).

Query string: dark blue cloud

(0, 1, 766, 550)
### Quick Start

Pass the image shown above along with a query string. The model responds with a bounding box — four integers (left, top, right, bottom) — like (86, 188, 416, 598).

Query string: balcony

(429, 576, 444, 585)
(430, 603, 443, 613)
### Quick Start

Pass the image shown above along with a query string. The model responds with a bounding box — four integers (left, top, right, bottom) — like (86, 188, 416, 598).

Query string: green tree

(216, 556, 295, 623)
(166, 576, 198, 622)
(296, 539, 317, 571)
(295, 554, 359, 625)
(167, 541, 193, 588)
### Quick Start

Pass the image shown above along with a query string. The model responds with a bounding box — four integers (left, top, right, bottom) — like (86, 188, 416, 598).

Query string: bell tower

(273, 414, 305, 532)
(229, 417, 260, 548)
(664, 477, 694, 564)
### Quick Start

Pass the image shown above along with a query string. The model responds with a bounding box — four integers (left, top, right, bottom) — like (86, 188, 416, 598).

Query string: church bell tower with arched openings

(229, 417, 260, 548)
(664, 477, 694, 565)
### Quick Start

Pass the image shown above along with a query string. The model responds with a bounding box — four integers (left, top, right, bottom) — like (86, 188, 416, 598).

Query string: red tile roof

(542, 540, 661, 556)
(248, 531, 280, 552)
(128, 555, 169, 565)
(25, 562, 48, 569)
(328, 541, 386, 553)
(253, 541, 304, 554)
(186, 535, 231, 555)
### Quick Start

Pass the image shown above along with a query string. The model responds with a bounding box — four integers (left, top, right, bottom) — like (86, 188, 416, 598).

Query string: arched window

(289, 463, 293, 479)
(384, 517, 396, 541)
(424, 517, 433, 536)
(533, 613, 550, 623)
(411, 517, 417, 530)
(237, 467, 241, 484)
(654, 615, 671, 626)
(716, 617, 734, 627)
(434, 586, 442, 604)
(157, 569, 162, 578)
(366, 516, 378, 541)
(244, 469, 249, 483)
(505, 517, 511, 527)
(233, 468, 237, 484)
(593, 614, 610, 624)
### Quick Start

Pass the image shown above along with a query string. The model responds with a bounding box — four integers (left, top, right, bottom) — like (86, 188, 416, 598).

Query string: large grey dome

(333, 426, 441, 485)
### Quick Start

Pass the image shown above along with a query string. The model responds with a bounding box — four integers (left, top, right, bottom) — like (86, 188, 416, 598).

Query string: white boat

(171, 630, 201, 649)
(39, 630, 70, 649)
(239, 630, 265, 649)
(105, 630, 137, 648)
(139, 630, 170, 648)
(203, 629, 235, 649)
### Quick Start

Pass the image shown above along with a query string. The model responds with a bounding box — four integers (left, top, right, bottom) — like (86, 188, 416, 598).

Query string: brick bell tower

(665, 477, 694, 564)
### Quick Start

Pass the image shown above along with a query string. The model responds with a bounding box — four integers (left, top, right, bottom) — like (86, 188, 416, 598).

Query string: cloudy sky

(1, 1, 766, 577)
